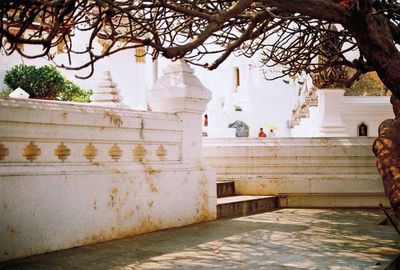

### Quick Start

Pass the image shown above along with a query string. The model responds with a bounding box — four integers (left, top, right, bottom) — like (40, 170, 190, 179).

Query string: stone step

(216, 175, 383, 198)
(217, 181, 236, 198)
(217, 195, 278, 219)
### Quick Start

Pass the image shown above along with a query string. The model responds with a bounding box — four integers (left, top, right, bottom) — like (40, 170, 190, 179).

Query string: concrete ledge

(279, 193, 390, 208)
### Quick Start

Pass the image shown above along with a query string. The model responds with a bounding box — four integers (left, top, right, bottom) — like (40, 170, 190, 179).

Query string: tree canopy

(1, 1, 400, 96)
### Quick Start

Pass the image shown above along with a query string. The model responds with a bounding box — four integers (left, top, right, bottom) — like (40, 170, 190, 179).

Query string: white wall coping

(343, 96, 390, 104)
(0, 97, 177, 120)
(203, 137, 376, 147)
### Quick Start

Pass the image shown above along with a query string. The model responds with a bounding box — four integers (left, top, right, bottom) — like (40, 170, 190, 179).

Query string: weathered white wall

(203, 137, 389, 208)
(0, 61, 216, 262)
(342, 96, 393, 136)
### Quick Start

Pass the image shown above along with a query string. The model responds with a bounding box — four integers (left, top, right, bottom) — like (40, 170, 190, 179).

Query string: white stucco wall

(0, 61, 216, 262)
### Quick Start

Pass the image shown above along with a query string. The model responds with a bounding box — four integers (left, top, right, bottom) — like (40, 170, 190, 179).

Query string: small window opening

(234, 67, 240, 90)
(358, 123, 368, 137)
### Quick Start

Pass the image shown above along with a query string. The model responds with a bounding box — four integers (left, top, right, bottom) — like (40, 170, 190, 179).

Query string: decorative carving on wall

(133, 144, 147, 161)
(109, 143, 122, 161)
(156, 145, 167, 161)
(54, 142, 71, 162)
(22, 141, 41, 162)
(0, 143, 9, 160)
(135, 46, 146, 63)
(84, 143, 98, 162)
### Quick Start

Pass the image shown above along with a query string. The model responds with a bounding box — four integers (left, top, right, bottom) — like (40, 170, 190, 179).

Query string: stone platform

(1, 208, 399, 269)
(204, 137, 390, 208)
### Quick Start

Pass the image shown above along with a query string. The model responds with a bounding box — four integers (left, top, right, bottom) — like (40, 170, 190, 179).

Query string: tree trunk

(373, 95, 400, 218)
(347, 12, 400, 216)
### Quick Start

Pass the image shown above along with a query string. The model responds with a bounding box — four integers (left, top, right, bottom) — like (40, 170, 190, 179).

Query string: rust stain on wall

(77, 217, 162, 247)
(73, 216, 166, 249)
(139, 119, 144, 140)
(7, 226, 17, 237)
(261, 183, 266, 189)
(199, 176, 207, 187)
(137, 216, 159, 234)
(144, 166, 160, 175)
(193, 176, 215, 223)
(76, 230, 127, 247)
(111, 169, 122, 174)
(108, 188, 119, 208)
(104, 111, 123, 127)
(145, 167, 160, 193)
(124, 210, 135, 221)
(149, 183, 158, 193)
(3, 202, 8, 210)
(147, 200, 154, 208)
(196, 164, 205, 172)
(61, 112, 68, 121)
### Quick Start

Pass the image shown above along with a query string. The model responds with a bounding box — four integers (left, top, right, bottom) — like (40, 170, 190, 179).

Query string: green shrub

(0, 88, 12, 97)
(3, 64, 91, 102)
(4, 65, 63, 99)
(55, 79, 92, 103)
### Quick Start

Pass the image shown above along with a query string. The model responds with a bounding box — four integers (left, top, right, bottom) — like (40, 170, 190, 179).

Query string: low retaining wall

(203, 137, 389, 208)
(0, 61, 216, 262)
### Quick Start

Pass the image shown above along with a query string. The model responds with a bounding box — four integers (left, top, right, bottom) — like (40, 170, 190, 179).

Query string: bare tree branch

(1, 0, 400, 95)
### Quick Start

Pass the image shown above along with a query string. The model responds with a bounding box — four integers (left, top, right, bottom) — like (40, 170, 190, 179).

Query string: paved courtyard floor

(0, 208, 399, 270)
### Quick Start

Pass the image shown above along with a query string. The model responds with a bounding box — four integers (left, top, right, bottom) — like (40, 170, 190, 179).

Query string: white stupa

(90, 70, 128, 108)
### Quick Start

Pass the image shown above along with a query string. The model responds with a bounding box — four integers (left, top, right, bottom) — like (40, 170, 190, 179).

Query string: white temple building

(0, 39, 393, 138)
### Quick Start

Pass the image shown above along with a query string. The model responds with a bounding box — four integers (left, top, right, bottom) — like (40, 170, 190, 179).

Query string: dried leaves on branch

(1, 0, 400, 92)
